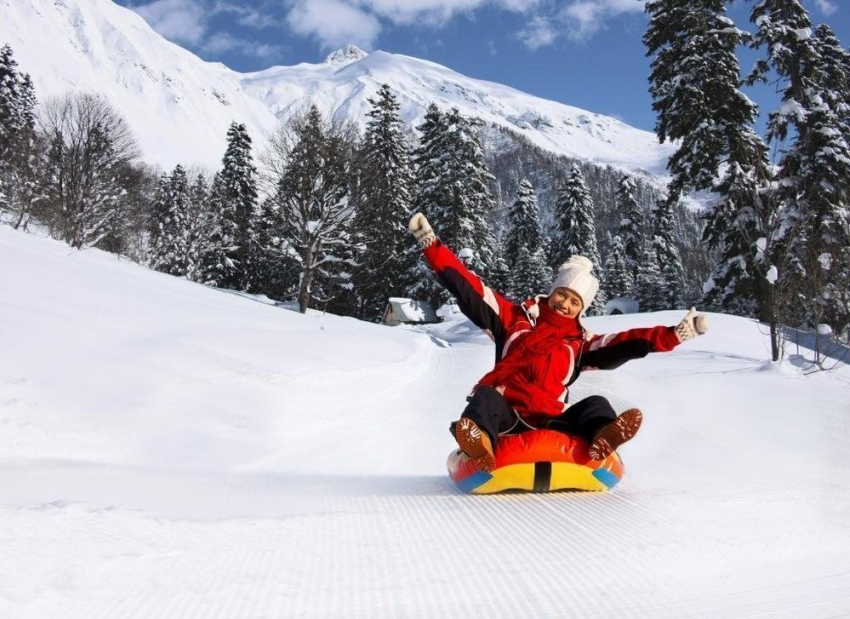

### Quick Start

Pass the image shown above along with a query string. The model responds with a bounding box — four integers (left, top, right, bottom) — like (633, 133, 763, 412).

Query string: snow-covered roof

(386, 297, 438, 323)
(605, 297, 639, 314)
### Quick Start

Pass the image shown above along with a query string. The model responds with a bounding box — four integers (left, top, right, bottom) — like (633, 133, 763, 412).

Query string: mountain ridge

(1, 0, 674, 176)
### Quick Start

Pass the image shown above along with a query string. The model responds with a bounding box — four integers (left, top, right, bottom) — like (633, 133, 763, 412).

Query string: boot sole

(588, 408, 643, 460)
(454, 419, 496, 473)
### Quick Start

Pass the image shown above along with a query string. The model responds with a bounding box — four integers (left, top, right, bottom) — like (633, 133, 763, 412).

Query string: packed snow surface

(1, 225, 849, 618)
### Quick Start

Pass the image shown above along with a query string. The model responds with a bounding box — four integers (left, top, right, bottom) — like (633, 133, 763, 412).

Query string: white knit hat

(548, 255, 599, 313)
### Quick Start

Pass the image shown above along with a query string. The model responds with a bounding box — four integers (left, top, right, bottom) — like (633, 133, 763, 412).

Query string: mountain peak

(324, 45, 368, 66)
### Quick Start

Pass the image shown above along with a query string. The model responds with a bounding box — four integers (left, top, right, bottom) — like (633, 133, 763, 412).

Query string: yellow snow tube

(447, 429, 624, 494)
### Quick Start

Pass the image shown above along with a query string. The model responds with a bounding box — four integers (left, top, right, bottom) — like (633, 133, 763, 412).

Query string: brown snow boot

(452, 417, 496, 473)
(588, 408, 643, 460)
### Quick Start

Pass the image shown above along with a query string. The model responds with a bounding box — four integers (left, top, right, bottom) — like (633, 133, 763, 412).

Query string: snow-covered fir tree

(184, 173, 211, 282)
(636, 243, 664, 313)
(651, 198, 685, 309)
(603, 233, 632, 299)
(351, 84, 416, 321)
(0, 44, 41, 230)
(149, 172, 174, 273)
(408, 106, 497, 308)
(199, 171, 239, 288)
(550, 163, 605, 315)
(504, 179, 550, 299)
(217, 121, 259, 291)
(644, 0, 773, 328)
(488, 240, 512, 297)
(149, 165, 190, 276)
(811, 25, 850, 337)
(408, 104, 449, 306)
(614, 175, 645, 291)
(442, 108, 497, 270)
(253, 194, 295, 301)
(748, 2, 850, 334)
(276, 106, 355, 314)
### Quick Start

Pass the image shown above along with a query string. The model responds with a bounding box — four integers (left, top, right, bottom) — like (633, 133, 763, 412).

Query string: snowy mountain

(2, 224, 849, 618)
(1, 0, 676, 175)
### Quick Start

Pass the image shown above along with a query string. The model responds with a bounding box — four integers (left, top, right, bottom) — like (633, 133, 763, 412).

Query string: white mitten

(675, 307, 709, 342)
(409, 212, 436, 248)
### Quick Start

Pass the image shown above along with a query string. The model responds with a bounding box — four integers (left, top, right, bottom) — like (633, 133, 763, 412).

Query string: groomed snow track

(2, 227, 849, 618)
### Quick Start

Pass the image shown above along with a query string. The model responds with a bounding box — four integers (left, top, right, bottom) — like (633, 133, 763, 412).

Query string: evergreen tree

(149, 165, 191, 276)
(351, 84, 416, 320)
(277, 106, 355, 314)
(0, 44, 41, 230)
(550, 163, 605, 315)
(441, 108, 497, 269)
(185, 173, 210, 282)
(749, 4, 850, 333)
(149, 173, 171, 270)
(411, 104, 449, 223)
(253, 194, 295, 300)
(409, 106, 497, 307)
(199, 172, 239, 288)
(812, 25, 850, 336)
(614, 175, 645, 291)
(504, 179, 550, 299)
(488, 240, 512, 297)
(644, 0, 774, 331)
(636, 244, 664, 313)
(218, 122, 259, 291)
(408, 104, 450, 306)
(603, 233, 632, 299)
(651, 198, 685, 309)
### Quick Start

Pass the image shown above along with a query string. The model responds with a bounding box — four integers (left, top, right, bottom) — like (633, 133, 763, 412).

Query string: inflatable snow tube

(447, 429, 624, 494)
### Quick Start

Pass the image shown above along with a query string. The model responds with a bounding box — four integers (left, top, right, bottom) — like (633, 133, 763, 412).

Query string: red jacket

(423, 239, 681, 423)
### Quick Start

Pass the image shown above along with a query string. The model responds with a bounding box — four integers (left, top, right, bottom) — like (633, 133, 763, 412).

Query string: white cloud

(201, 32, 284, 60)
(517, 15, 557, 50)
(213, 2, 276, 30)
(352, 0, 641, 45)
(558, 0, 645, 41)
(814, 0, 838, 16)
(336, 0, 541, 28)
(132, 0, 208, 46)
(494, 0, 544, 11)
(128, 0, 288, 62)
(287, 0, 382, 51)
(561, 1, 605, 39)
(355, 0, 483, 26)
(604, 0, 646, 13)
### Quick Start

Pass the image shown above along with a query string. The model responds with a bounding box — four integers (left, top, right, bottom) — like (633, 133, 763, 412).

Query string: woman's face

(547, 287, 583, 318)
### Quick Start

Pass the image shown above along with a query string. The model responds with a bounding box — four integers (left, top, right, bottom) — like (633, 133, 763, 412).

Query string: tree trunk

(761, 278, 781, 362)
(769, 319, 780, 362)
(298, 265, 314, 314)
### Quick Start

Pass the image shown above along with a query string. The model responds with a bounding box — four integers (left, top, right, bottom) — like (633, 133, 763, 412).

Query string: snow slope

(1, 225, 849, 618)
(0, 0, 280, 171)
(0, 0, 675, 174)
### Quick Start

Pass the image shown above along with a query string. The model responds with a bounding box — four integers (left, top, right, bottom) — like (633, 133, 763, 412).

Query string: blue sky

(117, 0, 848, 134)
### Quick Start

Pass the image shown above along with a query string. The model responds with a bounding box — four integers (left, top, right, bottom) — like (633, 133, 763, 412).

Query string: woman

(409, 212, 708, 472)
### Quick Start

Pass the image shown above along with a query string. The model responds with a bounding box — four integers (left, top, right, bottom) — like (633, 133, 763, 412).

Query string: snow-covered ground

(1, 225, 849, 618)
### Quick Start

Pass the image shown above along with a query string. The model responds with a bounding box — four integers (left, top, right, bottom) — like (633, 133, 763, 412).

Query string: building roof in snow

(386, 297, 438, 323)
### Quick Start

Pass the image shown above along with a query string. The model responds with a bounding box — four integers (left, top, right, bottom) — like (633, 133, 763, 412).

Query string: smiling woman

(408, 211, 710, 486)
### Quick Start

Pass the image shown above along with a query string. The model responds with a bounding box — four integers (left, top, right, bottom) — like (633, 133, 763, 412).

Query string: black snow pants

(458, 386, 617, 446)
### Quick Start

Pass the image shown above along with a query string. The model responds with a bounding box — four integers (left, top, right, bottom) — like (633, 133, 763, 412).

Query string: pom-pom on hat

(548, 256, 599, 313)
